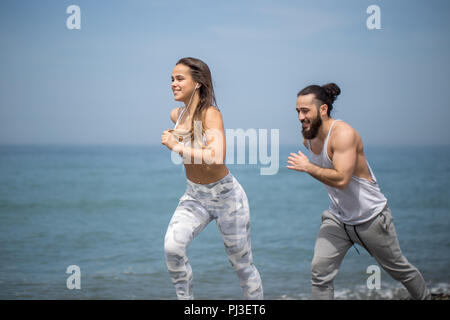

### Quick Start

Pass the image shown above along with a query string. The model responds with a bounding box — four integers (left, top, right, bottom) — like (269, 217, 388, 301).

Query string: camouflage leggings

(164, 173, 264, 300)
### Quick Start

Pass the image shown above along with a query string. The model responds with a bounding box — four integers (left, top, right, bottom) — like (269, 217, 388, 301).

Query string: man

(286, 83, 430, 300)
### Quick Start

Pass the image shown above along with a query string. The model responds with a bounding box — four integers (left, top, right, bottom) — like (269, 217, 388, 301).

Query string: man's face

(296, 93, 322, 140)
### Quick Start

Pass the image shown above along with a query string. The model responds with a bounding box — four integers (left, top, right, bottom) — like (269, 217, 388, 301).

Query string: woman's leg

(214, 181, 264, 300)
(164, 197, 211, 299)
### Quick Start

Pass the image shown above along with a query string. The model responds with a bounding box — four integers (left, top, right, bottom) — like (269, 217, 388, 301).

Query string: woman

(161, 57, 263, 300)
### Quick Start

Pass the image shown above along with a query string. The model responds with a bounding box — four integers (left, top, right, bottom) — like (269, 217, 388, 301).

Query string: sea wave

(275, 282, 450, 300)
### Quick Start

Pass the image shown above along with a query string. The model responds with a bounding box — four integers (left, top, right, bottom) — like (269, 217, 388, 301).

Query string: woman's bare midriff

(185, 163, 229, 184)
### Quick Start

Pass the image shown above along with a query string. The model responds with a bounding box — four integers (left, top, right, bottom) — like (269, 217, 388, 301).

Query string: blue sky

(1, 0, 449, 145)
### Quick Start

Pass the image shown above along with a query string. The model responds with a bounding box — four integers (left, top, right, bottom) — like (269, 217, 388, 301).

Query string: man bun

(297, 82, 341, 116)
(322, 83, 341, 104)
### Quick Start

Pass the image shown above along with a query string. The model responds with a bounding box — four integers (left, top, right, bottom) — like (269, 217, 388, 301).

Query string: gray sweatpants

(164, 173, 264, 300)
(311, 206, 430, 300)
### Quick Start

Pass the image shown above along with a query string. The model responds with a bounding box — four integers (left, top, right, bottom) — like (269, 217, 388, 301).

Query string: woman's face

(171, 64, 196, 102)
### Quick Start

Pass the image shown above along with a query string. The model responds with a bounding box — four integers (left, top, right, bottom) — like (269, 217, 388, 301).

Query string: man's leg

(353, 206, 430, 300)
(311, 210, 353, 299)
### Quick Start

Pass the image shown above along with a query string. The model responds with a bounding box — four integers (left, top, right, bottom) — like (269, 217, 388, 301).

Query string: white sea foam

(275, 282, 450, 300)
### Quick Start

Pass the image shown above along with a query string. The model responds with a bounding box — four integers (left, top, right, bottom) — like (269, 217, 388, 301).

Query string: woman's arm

(173, 107, 225, 165)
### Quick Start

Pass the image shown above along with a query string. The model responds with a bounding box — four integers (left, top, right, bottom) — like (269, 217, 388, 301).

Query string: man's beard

(302, 116, 322, 140)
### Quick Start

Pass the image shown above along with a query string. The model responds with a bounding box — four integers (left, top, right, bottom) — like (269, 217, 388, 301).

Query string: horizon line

(1, 143, 450, 148)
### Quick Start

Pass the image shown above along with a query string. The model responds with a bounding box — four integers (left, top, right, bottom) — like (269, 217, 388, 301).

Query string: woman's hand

(161, 129, 178, 150)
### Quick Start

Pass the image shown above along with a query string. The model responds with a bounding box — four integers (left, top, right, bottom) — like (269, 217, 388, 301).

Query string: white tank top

(307, 120, 387, 225)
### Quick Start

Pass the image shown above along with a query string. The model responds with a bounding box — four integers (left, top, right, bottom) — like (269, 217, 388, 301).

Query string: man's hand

(286, 151, 311, 172)
(286, 123, 358, 189)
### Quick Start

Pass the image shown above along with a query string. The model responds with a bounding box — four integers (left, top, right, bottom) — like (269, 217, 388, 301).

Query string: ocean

(0, 145, 449, 299)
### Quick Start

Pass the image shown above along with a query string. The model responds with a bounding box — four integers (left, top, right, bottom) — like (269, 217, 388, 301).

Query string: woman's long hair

(176, 57, 218, 142)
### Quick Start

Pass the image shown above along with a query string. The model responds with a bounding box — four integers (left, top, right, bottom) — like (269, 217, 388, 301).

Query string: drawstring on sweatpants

(343, 223, 372, 256)
(343, 224, 360, 255)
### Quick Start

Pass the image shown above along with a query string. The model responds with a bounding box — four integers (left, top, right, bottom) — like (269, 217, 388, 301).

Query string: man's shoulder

(332, 120, 357, 135)
(330, 120, 359, 146)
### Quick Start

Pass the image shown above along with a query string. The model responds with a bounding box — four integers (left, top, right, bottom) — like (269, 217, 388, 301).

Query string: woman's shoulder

(203, 105, 222, 120)
(202, 106, 223, 128)
(203, 105, 221, 116)
(170, 107, 183, 124)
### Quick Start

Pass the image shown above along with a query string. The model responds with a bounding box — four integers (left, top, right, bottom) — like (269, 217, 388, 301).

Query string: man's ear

(319, 103, 328, 117)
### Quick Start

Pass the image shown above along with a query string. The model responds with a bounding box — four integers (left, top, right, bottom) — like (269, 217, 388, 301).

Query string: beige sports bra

(172, 106, 207, 148)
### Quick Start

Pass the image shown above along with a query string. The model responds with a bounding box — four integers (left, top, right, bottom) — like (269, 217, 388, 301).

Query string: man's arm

(287, 126, 357, 189)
